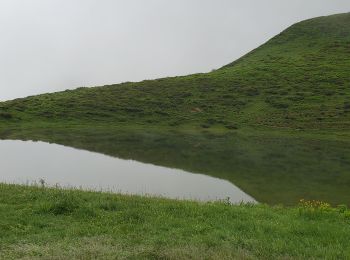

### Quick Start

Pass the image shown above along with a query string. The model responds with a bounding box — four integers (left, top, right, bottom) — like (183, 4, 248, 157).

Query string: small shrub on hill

(0, 112, 13, 119)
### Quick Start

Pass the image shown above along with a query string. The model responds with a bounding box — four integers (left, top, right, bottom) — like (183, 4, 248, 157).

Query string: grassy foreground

(0, 184, 349, 259)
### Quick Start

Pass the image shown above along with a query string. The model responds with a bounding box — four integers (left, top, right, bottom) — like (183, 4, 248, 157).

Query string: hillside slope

(1, 13, 350, 131)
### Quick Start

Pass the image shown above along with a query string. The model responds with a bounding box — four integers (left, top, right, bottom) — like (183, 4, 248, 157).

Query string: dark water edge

(1, 126, 349, 206)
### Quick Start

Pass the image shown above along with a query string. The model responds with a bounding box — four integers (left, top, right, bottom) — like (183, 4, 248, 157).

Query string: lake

(1, 128, 349, 206)
(0, 140, 256, 204)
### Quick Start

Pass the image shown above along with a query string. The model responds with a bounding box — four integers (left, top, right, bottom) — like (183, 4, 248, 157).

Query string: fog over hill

(0, 0, 349, 100)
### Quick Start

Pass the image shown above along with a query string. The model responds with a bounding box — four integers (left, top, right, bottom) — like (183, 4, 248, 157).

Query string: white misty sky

(0, 0, 349, 101)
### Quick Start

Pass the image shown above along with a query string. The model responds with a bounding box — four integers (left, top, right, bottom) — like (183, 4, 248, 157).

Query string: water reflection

(0, 127, 349, 205)
(0, 140, 256, 203)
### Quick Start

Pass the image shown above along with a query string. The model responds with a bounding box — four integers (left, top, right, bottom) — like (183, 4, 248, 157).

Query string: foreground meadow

(0, 184, 349, 259)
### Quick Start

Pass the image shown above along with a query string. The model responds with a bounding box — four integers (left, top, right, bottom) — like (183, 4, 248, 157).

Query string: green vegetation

(0, 184, 349, 259)
(0, 13, 349, 132)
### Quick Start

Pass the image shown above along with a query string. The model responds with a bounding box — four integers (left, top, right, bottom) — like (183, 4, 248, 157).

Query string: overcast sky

(0, 0, 349, 101)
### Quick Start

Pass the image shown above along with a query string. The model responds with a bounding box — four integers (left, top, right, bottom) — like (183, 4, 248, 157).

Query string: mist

(1, 0, 349, 100)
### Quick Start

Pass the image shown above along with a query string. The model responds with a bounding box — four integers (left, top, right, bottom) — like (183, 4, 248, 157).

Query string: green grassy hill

(1, 13, 350, 131)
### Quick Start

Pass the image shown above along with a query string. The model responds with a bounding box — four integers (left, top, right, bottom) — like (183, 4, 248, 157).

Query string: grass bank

(0, 184, 349, 259)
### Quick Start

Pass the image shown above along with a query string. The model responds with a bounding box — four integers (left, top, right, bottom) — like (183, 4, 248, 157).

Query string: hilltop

(0, 13, 349, 132)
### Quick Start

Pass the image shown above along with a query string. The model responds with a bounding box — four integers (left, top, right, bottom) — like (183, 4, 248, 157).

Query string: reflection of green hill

(2, 127, 349, 206)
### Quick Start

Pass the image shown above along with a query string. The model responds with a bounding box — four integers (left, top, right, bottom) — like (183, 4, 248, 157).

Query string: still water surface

(0, 140, 256, 203)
